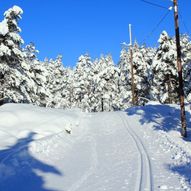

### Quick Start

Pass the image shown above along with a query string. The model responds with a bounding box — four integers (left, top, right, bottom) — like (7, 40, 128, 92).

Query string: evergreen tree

(2, 5, 191, 112)
(151, 31, 178, 104)
(118, 42, 152, 107)
(118, 48, 132, 109)
(62, 67, 74, 108)
(73, 54, 93, 111)
(47, 55, 64, 108)
(93, 55, 120, 111)
(0, 6, 32, 104)
(132, 43, 152, 104)
(24, 42, 39, 62)
(181, 35, 191, 101)
(30, 59, 51, 107)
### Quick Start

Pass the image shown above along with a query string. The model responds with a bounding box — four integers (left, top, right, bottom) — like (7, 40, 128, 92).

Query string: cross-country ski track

(0, 103, 191, 191)
(119, 112, 153, 191)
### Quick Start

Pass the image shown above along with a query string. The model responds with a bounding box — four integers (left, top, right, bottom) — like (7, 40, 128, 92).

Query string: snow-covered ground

(0, 103, 191, 191)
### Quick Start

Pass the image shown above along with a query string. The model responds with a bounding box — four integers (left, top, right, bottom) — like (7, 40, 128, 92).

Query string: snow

(4, 6, 23, 19)
(0, 44, 11, 56)
(9, 33, 24, 44)
(0, 20, 8, 36)
(0, 103, 191, 190)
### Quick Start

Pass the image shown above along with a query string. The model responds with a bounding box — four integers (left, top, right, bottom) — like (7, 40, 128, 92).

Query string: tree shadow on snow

(126, 104, 191, 186)
(126, 104, 191, 141)
(167, 161, 191, 187)
(0, 132, 62, 191)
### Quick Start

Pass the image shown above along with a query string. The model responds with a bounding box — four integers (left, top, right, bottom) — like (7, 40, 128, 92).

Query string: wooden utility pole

(173, 0, 187, 137)
(129, 24, 136, 105)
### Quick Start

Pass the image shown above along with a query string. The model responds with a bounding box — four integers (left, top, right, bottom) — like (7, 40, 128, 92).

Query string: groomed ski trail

(119, 112, 153, 191)
(0, 104, 189, 191)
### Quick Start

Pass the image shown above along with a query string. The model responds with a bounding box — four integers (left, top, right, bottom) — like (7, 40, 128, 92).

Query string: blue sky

(0, 0, 191, 67)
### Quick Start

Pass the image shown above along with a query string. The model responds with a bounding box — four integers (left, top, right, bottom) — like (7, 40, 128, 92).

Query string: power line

(142, 9, 171, 44)
(140, 0, 169, 10)
(179, 12, 190, 36)
(177, 3, 190, 35)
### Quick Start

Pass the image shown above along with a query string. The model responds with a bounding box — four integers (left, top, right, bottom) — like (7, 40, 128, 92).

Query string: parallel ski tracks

(119, 112, 153, 191)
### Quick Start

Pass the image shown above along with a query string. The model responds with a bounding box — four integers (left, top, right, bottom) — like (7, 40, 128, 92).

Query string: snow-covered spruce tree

(141, 46, 156, 101)
(118, 42, 152, 107)
(47, 56, 62, 107)
(184, 62, 191, 102)
(142, 46, 156, 67)
(132, 43, 152, 104)
(118, 48, 132, 109)
(0, 6, 33, 104)
(47, 55, 72, 108)
(62, 67, 74, 108)
(181, 35, 191, 101)
(23, 43, 60, 108)
(22, 42, 42, 105)
(151, 31, 179, 104)
(28, 59, 51, 107)
(30, 56, 66, 108)
(24, 42, 39, 62)
(93, 55, 120, 112)
(73, 54, 94, 111)
(90, 58, 104, 112)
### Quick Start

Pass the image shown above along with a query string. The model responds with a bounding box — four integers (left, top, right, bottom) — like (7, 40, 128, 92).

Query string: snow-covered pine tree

(0, 6, 33, 104)
(90, 58, 103, 112)
(140, 46, 156, 102)
(118, 42, 152, 107)
(73, 54, 94, 111)
(181, 35, 191, 101)
(47, 56, 61, 107)
(30, 59, 52, 107)
(22, 42, 41, 105)
(93, 55, 120, 111)
(61, 67, 74, 108)
(151, 31, 179, 104)
(132, 43, 152, 105)
(184, 62, 191, 102)
(24, 42, 39, 62)
(47, 55, 71, 108)
(118, 48, 132, 109)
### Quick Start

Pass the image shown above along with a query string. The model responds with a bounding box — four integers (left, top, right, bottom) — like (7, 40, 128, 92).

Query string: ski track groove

(119, 112, 153, 191)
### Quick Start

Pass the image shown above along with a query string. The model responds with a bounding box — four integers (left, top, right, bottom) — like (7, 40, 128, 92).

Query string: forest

(0, 6, 191, 112)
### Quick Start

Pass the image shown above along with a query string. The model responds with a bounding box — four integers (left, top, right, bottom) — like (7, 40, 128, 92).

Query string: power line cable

(140, 0, 169, 10)
(179, 12, 190, 36)
(142, 9, 171, 45)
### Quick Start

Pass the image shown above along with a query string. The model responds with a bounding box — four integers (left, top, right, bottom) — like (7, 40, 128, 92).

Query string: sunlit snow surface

(0, 103, 191, 191)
